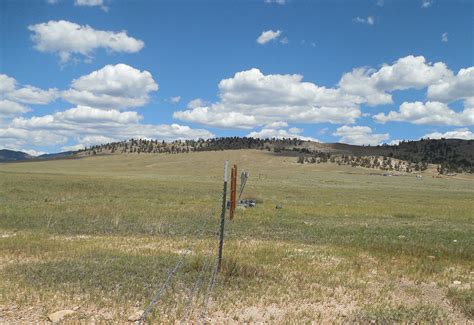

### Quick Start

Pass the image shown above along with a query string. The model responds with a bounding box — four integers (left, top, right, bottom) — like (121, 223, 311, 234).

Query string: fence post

(217, 161, 228, 272)
(230, 165, 237, 220)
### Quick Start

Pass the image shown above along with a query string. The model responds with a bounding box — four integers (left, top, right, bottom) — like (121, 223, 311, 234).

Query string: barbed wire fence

(199, 247, 220, 321)
(181, 216, 225, 321)
(138, 210, 216, 324)
(181, 239, 215, 320)
(138, 161, 242, 323)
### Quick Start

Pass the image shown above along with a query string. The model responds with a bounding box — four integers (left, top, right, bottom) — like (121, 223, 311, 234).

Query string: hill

(80, 137, 474, 173)
(2, 137, 472, 173)
(38, 151, 77, 160)
(0, 149, 32, 162)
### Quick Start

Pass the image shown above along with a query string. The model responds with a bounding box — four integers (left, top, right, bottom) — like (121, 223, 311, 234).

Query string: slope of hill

(38, 151, 76, 160)
(0, 149, 32, 162)
(2, 137, 472, 172)
(308, 139, 473, 173)
(80, 137, 474, 173)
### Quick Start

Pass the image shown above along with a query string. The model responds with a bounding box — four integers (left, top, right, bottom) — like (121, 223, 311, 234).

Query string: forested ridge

(79, 137, 473, 173)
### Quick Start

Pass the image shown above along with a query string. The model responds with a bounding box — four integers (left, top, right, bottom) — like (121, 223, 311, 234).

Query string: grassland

(0, 150, 473, 323)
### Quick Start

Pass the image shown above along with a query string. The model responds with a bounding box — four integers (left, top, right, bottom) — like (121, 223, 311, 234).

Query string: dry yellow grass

(0, 150, 473, 323)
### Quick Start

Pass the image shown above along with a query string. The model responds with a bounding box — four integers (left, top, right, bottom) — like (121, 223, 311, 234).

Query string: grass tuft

(354, 305, 448, 323)
(220, 256, 264, 279)
(447, 288, 474, 318)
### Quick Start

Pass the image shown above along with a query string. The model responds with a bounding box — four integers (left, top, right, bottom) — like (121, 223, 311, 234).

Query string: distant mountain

(0, 149, 77, 163)
(0, 149, 32, 162)
(38, 151, 76, 160)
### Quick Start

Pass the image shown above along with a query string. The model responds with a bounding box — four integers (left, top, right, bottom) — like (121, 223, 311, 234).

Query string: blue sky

(0, 0, 473, 155)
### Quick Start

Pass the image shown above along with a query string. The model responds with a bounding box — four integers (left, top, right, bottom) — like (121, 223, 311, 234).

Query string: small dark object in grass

(238, 199, 256, 208)
(275, 204, 283, 209)
(393, 213, 416, 219)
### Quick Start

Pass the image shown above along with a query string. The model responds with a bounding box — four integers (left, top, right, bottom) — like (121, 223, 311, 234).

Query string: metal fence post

(217, 161, 228, 272)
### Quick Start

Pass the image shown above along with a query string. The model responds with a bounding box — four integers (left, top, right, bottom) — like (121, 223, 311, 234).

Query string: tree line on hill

(297, 152, 429, 173)
(81, 137, 304, 155)
(79, 137, 473, 174)
(374, 138, 472, 174)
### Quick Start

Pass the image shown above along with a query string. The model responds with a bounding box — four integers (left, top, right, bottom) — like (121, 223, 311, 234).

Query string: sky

(0, 0, 473, 155)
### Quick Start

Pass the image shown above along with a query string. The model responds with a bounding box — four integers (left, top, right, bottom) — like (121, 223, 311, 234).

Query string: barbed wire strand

(199, 217, 236, 322)
(199, 208, 239, 322)
(183, 216, 224, 320)
(199, 252, 219, 322)
(181, 238, 215, 321)
(182, 213, 223, 321)
(138, 208, 217, 324)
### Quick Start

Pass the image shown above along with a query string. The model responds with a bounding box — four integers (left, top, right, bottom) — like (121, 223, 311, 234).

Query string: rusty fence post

(230, 164, 237, 220)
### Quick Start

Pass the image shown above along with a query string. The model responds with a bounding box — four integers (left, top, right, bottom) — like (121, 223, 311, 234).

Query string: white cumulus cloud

(61, 144, 86, 152)
(248, 127, 318, 141)
(441, 32, 448, 42)
(62, 63, 158, 109)
(168, 96, 181, 104)
(2, 106, 213, 151)
(0, 127, 67, 149)
(423, 128, 473, 140)
(421, 0, 433, 8)
(174, 68, 361, 129)
(374, 101, 474, 126)
(187, 98, 208, 109)
(333, 125, 389, 145)
(75, 0, 102, 6)
(74, 0, 108, 11)
(264, 121, 288, 129)
(0, 63, 213, 152)
(0, 74, 59, 105)
(0, 100, 30, 118)
(264, 0, 286, 4)
(339, 55, 452, 106)
(28, 20, 144, 63)
(7, 86, 59, 105)
(74, 0, 104, 7)
(257, 30, 283, 44)
(427, 67, 474, 103)
(0, 75, 16, 93)
(173, 55, 473, 130)
(353, 16, 375, 25)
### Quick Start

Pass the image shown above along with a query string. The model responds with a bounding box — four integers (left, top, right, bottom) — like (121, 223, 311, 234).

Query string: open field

(0, 150, 473, 323)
